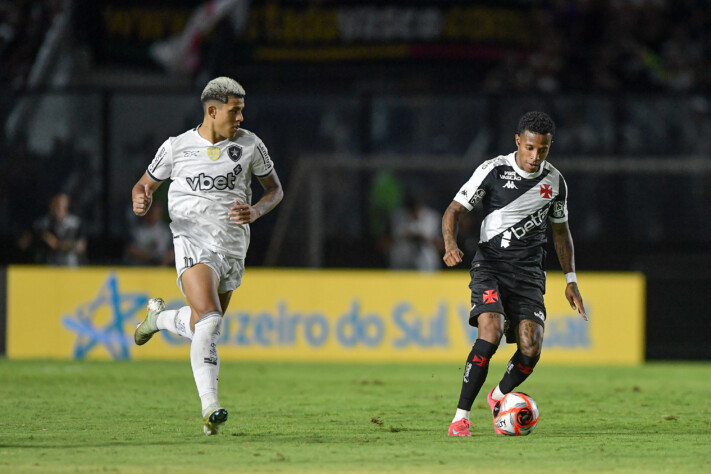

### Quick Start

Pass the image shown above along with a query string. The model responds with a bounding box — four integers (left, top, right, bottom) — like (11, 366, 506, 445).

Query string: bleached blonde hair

(200, 77, 246, 107)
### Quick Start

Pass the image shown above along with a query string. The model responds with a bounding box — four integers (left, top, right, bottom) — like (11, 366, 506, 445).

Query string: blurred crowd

(484, 0, 711, 93)
(2, 0, 711, 268)
(0, 0, 65, 89)
(1, 0, 711, 93)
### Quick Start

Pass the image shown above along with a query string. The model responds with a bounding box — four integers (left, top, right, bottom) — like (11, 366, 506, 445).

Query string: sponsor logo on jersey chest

(509, 207, 548, 239)
(499, 171, 521, 181)
(500, 207, 549, 247)
(186, 165, 243, 191)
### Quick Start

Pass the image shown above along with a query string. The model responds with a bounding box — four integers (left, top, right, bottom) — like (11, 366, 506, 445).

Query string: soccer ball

(493, 392, 539, 436)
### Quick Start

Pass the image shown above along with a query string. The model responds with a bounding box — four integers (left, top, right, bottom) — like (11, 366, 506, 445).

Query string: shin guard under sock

(190, 312, 222, 412)
(156, 306, 193, 340)
(498, 350, 540, 394)
(457, 339, 498, 410)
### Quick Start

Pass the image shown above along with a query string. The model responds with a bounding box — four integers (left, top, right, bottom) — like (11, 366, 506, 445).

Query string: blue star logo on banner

(61, 272, 148, 360)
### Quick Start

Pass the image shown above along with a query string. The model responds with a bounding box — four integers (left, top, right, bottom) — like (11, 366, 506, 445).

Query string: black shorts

(468, 262, 546, 343)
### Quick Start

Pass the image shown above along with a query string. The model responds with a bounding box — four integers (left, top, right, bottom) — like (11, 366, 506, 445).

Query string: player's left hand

(565, 282, 588, 321)
(229, 199, 259, 224)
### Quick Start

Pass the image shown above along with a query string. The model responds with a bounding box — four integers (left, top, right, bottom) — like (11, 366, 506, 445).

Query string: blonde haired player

(132, 77, 283, 435)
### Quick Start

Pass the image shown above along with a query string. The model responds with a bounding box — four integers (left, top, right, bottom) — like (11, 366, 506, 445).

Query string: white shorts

(173, 236, 245, 295)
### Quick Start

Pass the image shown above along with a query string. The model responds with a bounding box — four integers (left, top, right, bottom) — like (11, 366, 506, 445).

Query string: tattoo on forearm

(442, 207, 459, 249)
(555, 237, 574, 273)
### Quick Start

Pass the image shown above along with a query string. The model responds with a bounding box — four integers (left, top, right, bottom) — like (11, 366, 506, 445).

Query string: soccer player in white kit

(131, 77, 283, 436)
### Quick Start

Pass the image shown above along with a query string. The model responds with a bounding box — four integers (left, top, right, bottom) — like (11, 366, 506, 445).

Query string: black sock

(457, 339, 498, 410)
(498, 350, 540, 394)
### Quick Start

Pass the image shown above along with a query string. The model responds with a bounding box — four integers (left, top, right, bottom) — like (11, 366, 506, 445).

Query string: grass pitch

(0, 360, 709, 473)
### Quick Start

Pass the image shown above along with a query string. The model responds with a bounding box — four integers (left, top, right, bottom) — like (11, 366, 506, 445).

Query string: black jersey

(453, 152, 568, 270)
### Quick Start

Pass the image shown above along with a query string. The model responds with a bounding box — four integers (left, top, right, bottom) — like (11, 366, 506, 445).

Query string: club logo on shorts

(227, 145, 243, 162)
(533, 310, 545, 321)
(483, 289, 498, 304)
(207, 146, 221, 161)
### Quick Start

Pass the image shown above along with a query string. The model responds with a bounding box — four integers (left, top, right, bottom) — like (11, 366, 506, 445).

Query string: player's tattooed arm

(551, 221, 575, 273)
(229, 169, 284, 224)
(442, 201, 467, 267)
(551, 221, 587, 320)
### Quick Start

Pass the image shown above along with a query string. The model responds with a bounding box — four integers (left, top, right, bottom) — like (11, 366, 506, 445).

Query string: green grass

(0, 360, 710, 473)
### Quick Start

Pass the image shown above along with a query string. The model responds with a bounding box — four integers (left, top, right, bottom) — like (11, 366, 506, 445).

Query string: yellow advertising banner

(6, 266, 645, 364)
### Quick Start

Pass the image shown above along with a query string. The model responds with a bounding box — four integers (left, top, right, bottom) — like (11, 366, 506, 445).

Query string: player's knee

(190, 303, 222, 323)
(193, 303, 222, 316)
(484, 327, 504, 345)
(194, 311, 222, 337)
(519, 342, 542, 358)
(477, 313, 505, 344)
(517, 320, 543, 357)
(518, 333, 543, 357)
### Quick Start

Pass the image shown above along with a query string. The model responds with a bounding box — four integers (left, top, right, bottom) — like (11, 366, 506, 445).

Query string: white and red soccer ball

(493, 392, 540, 436)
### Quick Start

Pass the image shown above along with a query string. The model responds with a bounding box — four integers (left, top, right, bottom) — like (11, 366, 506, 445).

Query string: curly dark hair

(517, 111, 556, 136)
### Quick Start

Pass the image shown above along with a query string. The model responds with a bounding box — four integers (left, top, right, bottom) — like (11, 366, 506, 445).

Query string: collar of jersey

(507, 152, 545, 179)
(193, 125, 231, 146)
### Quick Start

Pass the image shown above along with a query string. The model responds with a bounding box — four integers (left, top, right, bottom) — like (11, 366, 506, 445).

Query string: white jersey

(146, 126, 274, 258)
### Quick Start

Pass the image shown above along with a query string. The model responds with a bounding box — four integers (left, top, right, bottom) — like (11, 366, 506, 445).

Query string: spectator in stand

(387, 193, 444, 272)
(124, 203, 174, 266)
(32, 192, 87, 266)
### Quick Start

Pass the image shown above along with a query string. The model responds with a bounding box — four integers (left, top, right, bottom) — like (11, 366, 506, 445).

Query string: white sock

(452, 409, 470, 423)
(492, 385, 504, 400)
(156, 306, 193, 340)
(190, 312, 222, 414)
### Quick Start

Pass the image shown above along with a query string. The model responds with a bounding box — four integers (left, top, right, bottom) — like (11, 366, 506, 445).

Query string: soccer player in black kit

(442, 111, 587, 436)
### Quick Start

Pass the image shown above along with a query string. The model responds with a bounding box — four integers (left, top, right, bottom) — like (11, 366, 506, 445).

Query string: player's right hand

(565, 283, 588, 321)
(133, 183, 152, 216)
(443, 247, 464, 267)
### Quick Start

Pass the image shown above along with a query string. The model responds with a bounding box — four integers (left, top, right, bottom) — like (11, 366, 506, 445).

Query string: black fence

(2, 90, 711, 270)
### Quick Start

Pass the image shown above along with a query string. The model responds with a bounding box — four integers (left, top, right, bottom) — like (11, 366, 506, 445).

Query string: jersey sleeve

(453, 160, 494, 211)
(252, 137, 274, 178)
(146, 139, 173, 182)
(549, 173, 569, 223)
